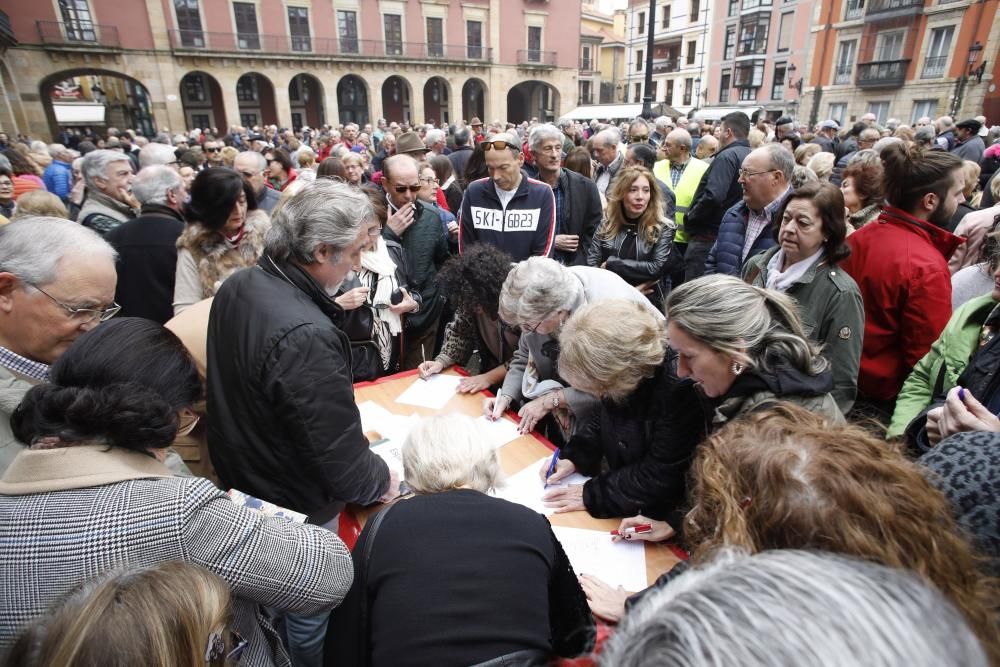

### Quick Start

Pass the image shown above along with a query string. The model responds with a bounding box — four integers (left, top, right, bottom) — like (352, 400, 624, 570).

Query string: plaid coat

(0, 446, 354, 666)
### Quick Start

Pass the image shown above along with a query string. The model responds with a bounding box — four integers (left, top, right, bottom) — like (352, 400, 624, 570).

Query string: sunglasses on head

(393, 184, 422, 193)
(483, 140, 520, 152)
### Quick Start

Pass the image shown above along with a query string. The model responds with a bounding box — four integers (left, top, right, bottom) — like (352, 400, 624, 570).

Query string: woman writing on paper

(326, 414, 595, 667)
(484, 257, 661, 441)
(539, 300, 704, 524)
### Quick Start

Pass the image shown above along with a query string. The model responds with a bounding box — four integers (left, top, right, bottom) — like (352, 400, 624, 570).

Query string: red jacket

(840, 206, 963, 403)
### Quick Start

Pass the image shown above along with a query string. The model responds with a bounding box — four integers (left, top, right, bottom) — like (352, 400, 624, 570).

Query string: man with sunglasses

(458, 132, 556, 262)
(203, 139, 224, 168)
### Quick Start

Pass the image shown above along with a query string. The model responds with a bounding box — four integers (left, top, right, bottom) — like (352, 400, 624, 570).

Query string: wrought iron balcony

(166, 30, 492, 62)
(834, 64, 853, 84)
(517, 49, 558, 67)
(867, 0, 923, 17)
(856, 59, 910, 87)
(36, 20, 120, 48)
(652, 58, 680, 74)
(921, 55, 947, 78)
(845, 0, 866, 18)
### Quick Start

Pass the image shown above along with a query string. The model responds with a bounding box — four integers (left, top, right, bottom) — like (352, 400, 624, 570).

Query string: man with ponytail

(840, 143, 965, 419)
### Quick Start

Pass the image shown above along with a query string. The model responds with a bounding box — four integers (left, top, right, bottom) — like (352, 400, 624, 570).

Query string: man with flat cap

(951, 119, 986, 163)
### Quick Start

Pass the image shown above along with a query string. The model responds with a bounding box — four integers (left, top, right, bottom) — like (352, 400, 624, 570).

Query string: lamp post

(951, 41, 983, 117)
(786, 63, 803, 119)
(641, 0, 656, 119)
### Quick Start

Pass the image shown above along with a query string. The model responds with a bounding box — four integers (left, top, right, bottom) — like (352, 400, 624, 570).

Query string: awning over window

(561, 103, 685, 121)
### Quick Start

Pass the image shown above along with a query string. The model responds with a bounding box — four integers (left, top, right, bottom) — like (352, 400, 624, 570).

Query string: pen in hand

(491, 392, 504, 421)
(543, 447, 560, 490)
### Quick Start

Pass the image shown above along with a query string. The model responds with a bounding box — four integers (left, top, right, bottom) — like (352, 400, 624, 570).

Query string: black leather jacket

(586, 219, 680, 308)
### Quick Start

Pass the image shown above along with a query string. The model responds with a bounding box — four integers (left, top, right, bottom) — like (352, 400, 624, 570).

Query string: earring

(731, 361, 744, 376)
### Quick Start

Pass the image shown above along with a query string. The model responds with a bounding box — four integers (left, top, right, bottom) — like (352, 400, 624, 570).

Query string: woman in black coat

(326, 415, 594, 667)
(540, 299, 704, 526)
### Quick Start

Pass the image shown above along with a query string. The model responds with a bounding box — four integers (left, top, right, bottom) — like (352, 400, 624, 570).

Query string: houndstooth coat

(0, 445, 354, 666)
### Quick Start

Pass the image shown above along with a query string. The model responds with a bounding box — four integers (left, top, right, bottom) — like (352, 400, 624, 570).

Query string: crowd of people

(0, 107, 999, 666)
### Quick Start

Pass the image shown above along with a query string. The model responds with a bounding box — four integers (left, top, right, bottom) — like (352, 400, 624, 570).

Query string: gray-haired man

(77, 149, 138, 235)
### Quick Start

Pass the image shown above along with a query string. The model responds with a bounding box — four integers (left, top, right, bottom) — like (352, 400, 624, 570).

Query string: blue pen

(543, 448, 561, 490)
(959, 387, 966, 402)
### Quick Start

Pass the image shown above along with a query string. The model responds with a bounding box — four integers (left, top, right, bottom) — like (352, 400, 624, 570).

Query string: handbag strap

(359, 504, 393, 667)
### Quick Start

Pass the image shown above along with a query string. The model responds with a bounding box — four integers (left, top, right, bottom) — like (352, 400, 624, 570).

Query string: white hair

(132, 165, 183, 206)
(498, 257, 583, 325)
(0, 217, 116, 286)
(81, 149, 132, 189)
(138, 142, 178, 169)
(403, 414, 500, 493)
(874, 136, 904, 155)
(601, 549, 988, 667)
(424, 128, 446, 146)
(594, 128, 622, 147)
(264, 179, 370, 265)
(47, 143, 67, 159)
(529, 124, 564, 152)
(235, 150, 267, 172)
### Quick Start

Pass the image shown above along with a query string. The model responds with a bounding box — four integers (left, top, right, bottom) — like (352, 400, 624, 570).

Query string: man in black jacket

(105, 165, 186, 323)
(682, 111, 752, 281)
(448, 127, 474, 184)
(207, 179, 399, 665)
(529, 124, 601, 266)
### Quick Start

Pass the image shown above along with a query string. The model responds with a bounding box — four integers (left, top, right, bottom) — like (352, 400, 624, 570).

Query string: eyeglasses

(629, 135, 649, 143)
(205, 147, 221, 153)
(0, 180, 12, 188)
(392, 184, 422, 193)
(482, 140, 521, 152)
(738, 168, 777, 179)
(28, 282, 120, 324)
(521, 310, 555, 334)
(205, 629, 247, 663)
(419, 177, 439, 184)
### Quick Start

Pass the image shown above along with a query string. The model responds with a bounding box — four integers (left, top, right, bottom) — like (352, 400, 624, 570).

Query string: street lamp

(952, 40, 985, 117)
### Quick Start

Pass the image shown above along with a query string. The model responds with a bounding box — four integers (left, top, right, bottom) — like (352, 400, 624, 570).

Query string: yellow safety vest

(653, 157, 709, 243)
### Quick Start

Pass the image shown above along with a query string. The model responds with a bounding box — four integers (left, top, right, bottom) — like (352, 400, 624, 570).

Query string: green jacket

(0, 365, 35, 478)
(742, 248, 864, 415)
(888, 294, 998, 438)
(382, 202, 450, 332)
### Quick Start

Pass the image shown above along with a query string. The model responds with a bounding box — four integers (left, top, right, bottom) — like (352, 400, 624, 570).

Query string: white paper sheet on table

(358, 401, 395, 434)
(474, 415, 523, 449)
(492, 456, 591, 516)
(369, 438, 405, 478)
(552, 526, 648, 592)
(394, 374, 462, 410)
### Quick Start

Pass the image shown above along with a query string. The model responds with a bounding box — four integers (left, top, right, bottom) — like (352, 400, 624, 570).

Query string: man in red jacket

(840, 144, 965, 421)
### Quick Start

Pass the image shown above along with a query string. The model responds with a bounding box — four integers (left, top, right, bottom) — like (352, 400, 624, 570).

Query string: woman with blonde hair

(6, 561, 244, 667)
(9, 189, 68, 219)
(328, 414, 595, 666)
(587, 165, 679, 308)
(793, 142, 820, 166)
(806, 151, 835, 182)
(540, 300, 703, 520)
(580, 405, 1000, 663)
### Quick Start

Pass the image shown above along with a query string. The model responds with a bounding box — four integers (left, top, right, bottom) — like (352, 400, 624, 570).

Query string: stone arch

(507, 80, 559, 124)
(289, 73, 325, 130)
(461, 77, 487, 123)
(236, 72, 277, 127)
(422, 76, 451, 126)
(39, 68, 157, 138)
(178, 71, 225, 132)
(381, 75, 412, 125)
(337, 74, 369, 126)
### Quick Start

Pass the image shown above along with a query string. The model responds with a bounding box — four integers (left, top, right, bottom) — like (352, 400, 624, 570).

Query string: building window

(528, 25, 542, 62)
(922, 26, 953, 78)
(579, 80, 592, 104)
(772, 63, 786, 99)
(828, 103, 847, 125)
(845, 0, 865, 19)
(876, 30, 904, 61)
(384, 14, 403, 56)
(911, 99, 937, 123)
(582, 45, 592, 70)
(183, 73, 207, 103)
(233, 2, 259, 49)
(191, 113, 210, 128)
(467, 21, 483, 59)
(426, 17, 444, 57)
(690, 0, 701, 22)
(728, 0, 739, 16)
(637, 49, 644, 71)
(665, 79, 674, 104)
(683, 78, 693, 105)
(734, 59, 765, 88)
(240, 112, 258, 127)
(738, 87, 757, 101)
(776, 12, 792, 52)
(237, 76, 258, 102)
(58, 0, 96, 41)
(867, 101, 890, 124)
(720, 69, 731, 102)
(686, 41, 696, 65)
(174, 0, 204, 47)
(288, 6, 310, 52)
(741, 0, 773, 10)
(724, 26, 736, 60)
(834, 39, 856, 84)
(338, 10, 358, 54)
(738, 14, 769, 56)
(634, 82, 642, 102)
(637, 11, 645, 34)
(662, 5, 671, 28)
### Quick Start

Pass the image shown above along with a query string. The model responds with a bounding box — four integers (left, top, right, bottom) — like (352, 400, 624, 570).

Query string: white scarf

(765, 247, 825, 293)
(360, 237, 402, 334)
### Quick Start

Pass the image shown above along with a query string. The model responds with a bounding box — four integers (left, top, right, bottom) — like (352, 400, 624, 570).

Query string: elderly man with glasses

(459, 132, 556, 262)
(0, 218, 121, 476)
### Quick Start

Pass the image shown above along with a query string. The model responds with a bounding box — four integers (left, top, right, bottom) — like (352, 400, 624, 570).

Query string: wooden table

(352, 369, 681, 586)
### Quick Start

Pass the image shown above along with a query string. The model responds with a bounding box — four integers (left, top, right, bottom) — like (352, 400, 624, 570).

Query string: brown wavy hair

(685, 402, 1000, 661)
(599, 165, 670, 245)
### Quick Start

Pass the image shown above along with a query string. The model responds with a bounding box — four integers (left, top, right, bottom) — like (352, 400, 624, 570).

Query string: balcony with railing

(845, 0, 866, 19)
(867, 0, 924, 17)
(856, 59, 910, 87)
(652, 58, 680, 74)
(167, 29, 492, 62)
(36, 20, 120, 48)
(517, 49, 558, 67)
(833, 64, 854, 84)
(921, 54, 947, 78)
